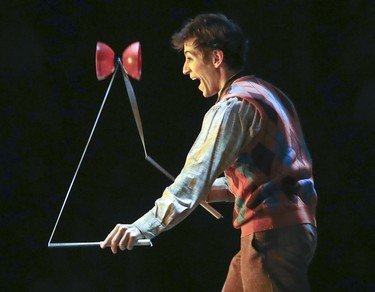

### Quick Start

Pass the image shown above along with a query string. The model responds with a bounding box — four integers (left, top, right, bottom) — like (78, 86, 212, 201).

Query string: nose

(182, 60, 190, 75)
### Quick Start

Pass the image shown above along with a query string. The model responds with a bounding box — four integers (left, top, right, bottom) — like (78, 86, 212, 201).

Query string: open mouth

(191, 76, 201, 85)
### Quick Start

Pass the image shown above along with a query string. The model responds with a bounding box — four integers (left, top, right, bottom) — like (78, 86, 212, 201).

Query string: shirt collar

(217, 71, 251, 102)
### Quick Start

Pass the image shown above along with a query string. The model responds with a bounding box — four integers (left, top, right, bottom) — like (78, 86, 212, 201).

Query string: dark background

(1, 0, 374, 291)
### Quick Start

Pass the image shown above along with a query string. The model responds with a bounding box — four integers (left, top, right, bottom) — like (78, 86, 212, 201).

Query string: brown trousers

(222, 224, 317, 292)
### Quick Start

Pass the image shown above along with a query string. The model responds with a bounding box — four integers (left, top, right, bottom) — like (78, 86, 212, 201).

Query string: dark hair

(171, 13, 248, 71)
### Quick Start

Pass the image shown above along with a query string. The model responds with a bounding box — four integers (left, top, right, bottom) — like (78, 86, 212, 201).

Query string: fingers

(100, 224, 121, 251)
(119, 231, 131, 251)
(110, 225, 124, 254)
(127, 234, 136, 250)
(101, 224, 142, 254)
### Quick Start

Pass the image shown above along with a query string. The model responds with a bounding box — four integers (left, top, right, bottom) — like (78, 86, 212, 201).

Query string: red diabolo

(122, 42, 142, 80)
(95, 41, 142, 81)
(95, 42, 115, 80)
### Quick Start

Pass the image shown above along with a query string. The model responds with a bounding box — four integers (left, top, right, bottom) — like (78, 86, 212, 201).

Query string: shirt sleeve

(132, 97, 261, 239)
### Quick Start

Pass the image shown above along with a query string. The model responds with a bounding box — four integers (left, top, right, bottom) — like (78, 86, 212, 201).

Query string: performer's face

(182, 38, 220, 97)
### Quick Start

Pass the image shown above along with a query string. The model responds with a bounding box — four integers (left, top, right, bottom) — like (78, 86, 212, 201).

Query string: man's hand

(206, 177, 234, 203)
(100, 224, 143, 254)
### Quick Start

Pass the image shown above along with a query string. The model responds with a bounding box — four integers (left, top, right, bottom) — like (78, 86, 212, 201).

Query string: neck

(218, 69, 242, 97)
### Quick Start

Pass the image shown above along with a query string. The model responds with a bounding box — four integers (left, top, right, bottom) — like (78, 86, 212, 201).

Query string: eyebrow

(184, 50, 198, 56)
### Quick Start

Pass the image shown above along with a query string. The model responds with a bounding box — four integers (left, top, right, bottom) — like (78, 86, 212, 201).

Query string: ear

(211, 49, 224, 68)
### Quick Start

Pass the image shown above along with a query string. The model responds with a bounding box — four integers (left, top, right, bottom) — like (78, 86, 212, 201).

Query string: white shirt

(133, 97, 260, 239)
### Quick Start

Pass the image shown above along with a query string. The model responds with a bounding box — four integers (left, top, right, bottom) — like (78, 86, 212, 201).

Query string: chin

(200, 87, 217, 98)
(200, 90, 208, 98)
(203, 92, 217, 98)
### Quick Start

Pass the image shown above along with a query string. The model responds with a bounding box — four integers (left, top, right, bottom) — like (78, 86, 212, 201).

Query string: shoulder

(215, 96, 256, 113)
(219, 76, 265, 104)
(206, 97, 259, 127)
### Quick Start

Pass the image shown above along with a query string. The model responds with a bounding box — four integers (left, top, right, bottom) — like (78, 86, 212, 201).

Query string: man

(101, 13, 317, 291)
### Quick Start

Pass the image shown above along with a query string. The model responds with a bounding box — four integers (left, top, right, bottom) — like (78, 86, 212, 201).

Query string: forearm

(133, 186, 195, 239)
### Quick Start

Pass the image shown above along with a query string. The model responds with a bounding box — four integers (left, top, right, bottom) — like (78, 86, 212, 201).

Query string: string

(119, 60, 223, 219)
(48, 56, 223, 248)
(48, 63, 120, 246)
